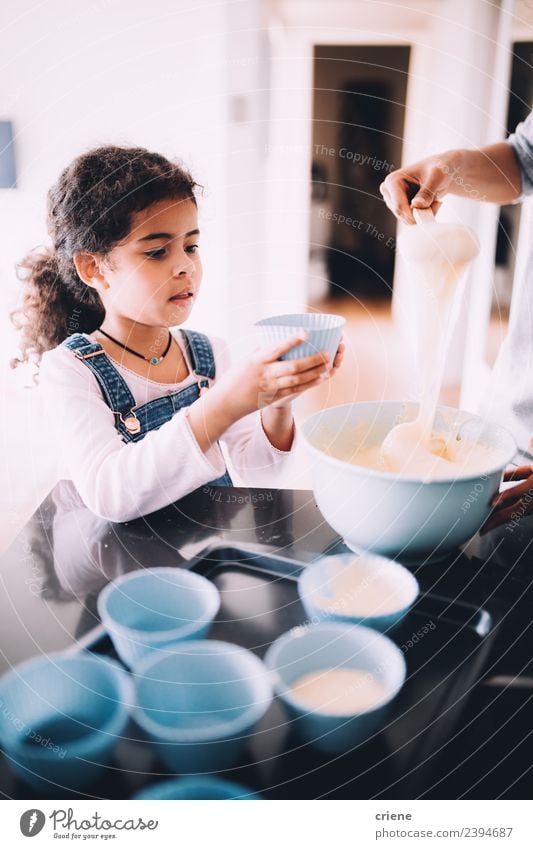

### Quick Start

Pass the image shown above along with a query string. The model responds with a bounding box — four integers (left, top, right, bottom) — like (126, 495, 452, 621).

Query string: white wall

(0, 0, 232, 354)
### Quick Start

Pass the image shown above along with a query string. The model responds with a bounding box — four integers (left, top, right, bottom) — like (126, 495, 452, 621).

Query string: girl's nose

(172, 257, 195, 277)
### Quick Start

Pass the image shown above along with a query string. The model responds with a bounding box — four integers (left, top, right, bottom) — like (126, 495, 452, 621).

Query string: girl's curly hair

(10, 145, 198, 368)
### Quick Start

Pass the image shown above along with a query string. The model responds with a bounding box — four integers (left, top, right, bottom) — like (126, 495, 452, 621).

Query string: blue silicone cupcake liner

(97, 566, 220, 668)
(0, 652, 133, 792)
(133, 776, 261, 800)
(133, 640, 273, 773)
(254, 313, 345, 363)
(264, 622, 406, 754)
(298, 553, 419, 632)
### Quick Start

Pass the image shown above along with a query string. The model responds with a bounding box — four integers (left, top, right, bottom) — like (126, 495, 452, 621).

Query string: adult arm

(380, 143, 523, 225)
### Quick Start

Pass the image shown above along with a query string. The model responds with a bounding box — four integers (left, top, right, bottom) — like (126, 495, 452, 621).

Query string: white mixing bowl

(300, 402, 516, 561)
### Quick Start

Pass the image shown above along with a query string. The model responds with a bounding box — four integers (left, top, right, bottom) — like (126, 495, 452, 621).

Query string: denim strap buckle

(74, 349, 106, 360)
(116, 408, 141, 435)
(194, 375, 211, 396)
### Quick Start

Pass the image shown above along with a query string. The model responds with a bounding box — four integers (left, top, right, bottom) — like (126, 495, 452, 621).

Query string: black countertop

(1, 486, 533, 798)
(0, 487, 343, 674)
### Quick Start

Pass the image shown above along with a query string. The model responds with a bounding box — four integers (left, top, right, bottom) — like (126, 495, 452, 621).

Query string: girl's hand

(269, 336, 346, 408)
(187, 334, 345, 455)
(216, 334, 331, 419)
(331, 337, 345, 375)
(260, 337, 345, 451)
(481, 465, 533, 534)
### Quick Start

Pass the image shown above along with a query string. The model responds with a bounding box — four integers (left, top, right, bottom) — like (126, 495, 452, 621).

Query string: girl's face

(101, 197, 202, 327)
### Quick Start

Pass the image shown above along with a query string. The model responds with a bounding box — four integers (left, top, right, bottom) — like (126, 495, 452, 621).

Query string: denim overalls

(62, 331, 233, 487)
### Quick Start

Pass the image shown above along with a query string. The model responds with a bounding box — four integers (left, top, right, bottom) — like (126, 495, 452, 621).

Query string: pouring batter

(380, 110, 532, 528)
(378, 208, 480, 477)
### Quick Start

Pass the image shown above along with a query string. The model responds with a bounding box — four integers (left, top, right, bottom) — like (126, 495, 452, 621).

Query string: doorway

(309, 45, 410, 302)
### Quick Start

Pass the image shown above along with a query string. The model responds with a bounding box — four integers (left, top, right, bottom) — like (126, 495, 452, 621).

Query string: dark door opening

(310, 45, 410, 301)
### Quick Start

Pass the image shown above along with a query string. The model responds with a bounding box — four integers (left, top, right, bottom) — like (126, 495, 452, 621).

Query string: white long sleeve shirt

(483, 112, 533, 453)
(40, 330, 294, 522)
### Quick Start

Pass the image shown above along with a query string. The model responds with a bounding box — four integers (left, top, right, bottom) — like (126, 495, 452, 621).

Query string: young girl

(12, 145, 344, 522)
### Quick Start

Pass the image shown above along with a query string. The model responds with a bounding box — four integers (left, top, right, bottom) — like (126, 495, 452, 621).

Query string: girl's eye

(145, 248, 167, 259)
(186, 244, 199, 254)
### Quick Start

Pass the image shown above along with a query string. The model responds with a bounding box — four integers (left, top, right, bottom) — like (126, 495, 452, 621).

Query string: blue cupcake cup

(298, 553, 419, 633)
(133, 776, 261, 800)
(0, 652, 133, 793)
(97, 567, 220, 669)
(254, 313, 345, 363)
(133, 640, 273, 774)
(264, 623, 406, 754)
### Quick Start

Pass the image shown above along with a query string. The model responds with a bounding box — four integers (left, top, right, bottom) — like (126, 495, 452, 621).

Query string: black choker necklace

(98, 328, 172, 365)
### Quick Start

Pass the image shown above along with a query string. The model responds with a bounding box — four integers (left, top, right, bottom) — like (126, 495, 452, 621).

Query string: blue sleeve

(507, 111, 533, 197)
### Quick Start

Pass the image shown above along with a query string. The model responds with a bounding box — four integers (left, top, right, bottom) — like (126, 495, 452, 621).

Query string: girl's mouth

(169, 290, 194, 303)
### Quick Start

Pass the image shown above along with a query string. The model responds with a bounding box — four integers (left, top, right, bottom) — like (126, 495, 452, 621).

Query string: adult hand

(380, 153, 459, 225)
(481, 465, 533, 534)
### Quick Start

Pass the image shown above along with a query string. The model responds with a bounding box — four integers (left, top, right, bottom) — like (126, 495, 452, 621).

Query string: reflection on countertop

(0, 486, 341, 671)
(2, 480, 533, 677)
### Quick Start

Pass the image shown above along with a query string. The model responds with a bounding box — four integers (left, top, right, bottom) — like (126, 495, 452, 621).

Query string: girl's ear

(73, 252, 110, 292)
